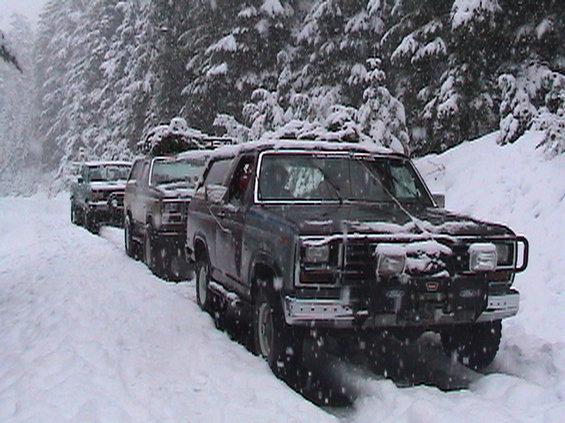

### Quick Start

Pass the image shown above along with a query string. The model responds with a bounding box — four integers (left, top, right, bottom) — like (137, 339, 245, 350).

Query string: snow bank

(318, 130, 565, 422)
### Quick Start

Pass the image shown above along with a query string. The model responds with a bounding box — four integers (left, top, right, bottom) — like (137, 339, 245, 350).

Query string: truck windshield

(89, 165, 130, 182)
(257, 152, 433, 206)
(151, 159, 206, 187)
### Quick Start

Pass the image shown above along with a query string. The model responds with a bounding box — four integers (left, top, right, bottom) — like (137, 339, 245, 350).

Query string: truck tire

(162, 240, 189, 282)
(124, 215, 137, 259)
(440, 320, 502, 370)
(252, 284, 303, 379)
(195, 256, 213, 312)
(85, 210, 99, 234)
(71, 202, 81, 225)
(144, 226, 156, 270)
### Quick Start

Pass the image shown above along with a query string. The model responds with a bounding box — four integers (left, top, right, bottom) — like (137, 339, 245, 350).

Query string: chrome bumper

(476, 292, 520, 322)
(283, 291, 519, 327)
(88, 201, 109, 210)
(283, 296, 356, 327)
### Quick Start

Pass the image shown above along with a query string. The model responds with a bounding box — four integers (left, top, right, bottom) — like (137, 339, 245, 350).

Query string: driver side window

(128, 160, 143, 183)
(228, 156, 255, 205)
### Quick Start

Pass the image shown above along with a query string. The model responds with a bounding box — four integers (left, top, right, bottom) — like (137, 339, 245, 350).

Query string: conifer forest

(0, 0, 563, 194)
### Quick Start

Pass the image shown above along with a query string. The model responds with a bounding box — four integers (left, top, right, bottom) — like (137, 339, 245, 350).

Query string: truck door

(133, 160, 151, 225)
(212, 155, 255, 295)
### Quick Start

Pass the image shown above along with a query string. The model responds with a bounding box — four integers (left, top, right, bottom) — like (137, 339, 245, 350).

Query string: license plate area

(449, 277, 488, 320)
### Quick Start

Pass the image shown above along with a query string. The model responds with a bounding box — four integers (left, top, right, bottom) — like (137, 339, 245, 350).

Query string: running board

(209, 280, 243, 308)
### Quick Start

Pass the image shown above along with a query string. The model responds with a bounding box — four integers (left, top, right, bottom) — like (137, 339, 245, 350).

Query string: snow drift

(0, 130, 564, 422)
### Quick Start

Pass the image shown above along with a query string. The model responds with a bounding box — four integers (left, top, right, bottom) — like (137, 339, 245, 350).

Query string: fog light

(375, 244, 406, 278)
(469, 243, 497, 272)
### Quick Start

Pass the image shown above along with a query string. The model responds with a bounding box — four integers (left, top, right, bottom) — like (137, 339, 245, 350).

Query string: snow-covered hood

(153, 182, 195, 200)
(258, 203, 514, 239)
(89, 181, 127, 192)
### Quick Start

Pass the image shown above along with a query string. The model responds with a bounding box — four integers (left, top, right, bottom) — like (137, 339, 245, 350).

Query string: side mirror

(432, 193, 445, 208)
(205, 184, 228, 204)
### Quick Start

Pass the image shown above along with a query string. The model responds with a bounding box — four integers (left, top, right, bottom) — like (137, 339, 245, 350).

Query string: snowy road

(0, 195, 336, 423)
(1, 131, 564, 422)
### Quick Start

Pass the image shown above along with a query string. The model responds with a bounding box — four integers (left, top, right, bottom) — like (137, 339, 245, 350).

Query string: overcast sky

(0, 0, 47, 26)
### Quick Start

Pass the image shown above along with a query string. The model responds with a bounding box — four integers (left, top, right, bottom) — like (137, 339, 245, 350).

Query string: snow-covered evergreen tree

(36, 0, 144, 171)
(382, 0, 450, 153)
(96, 0, 146, 156)
(35, 0, 88, 170)
(496, 0, 564, 154)
(0, 15, 38, 194)
(146, 0, 194, 125)
(357, 58, 409, 152)
(26, 0, 564, 183)
(184, 0, 294, 133)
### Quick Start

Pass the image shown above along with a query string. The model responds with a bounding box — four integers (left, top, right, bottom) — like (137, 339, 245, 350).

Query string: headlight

(160, 201, 184, 224)
(162, 201, 183, 214)
(90, 191, 105, 202)
(303, 242, 330, 264)
(469, 243, 497, 272)
(375, 244, 406, 278)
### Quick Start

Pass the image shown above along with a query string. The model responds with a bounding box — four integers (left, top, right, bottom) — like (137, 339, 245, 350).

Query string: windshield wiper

(306, 157, 343, 204)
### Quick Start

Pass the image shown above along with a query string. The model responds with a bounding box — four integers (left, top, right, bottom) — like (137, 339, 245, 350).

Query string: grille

(344, 240, 457, 281)
(343, 242, 376, 282)
(108, 192, 124, 207)
(300, 238, 516, 287)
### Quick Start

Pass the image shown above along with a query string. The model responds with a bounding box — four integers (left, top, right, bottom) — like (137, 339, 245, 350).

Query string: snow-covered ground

(1, 130, 564, 422)
(0, 198, 335, 422)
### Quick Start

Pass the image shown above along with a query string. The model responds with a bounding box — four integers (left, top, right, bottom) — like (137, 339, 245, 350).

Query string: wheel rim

(197, 263, 208, 307)
(258, 301, 274, 358)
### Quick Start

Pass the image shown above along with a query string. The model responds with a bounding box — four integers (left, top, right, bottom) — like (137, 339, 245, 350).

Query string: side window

(82, 167, 90, 183)
(80, 167, 87, 182)
(227, 155, 255, 204)
(202, 158, 233, 187)
(89, 167, 104, 181)
(128, 160, 144, 182)
(140, 162, 151, 185)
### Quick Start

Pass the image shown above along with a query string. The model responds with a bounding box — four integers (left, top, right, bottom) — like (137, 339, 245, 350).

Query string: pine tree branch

(0, 32, 23, 73)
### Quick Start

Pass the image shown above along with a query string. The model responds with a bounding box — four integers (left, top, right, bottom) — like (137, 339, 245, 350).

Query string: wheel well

(194, 238, 208, 264)
(251, 262, 276, 299)
(146, 214, 154, 227)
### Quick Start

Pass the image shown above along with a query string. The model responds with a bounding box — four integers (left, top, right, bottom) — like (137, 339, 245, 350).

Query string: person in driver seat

(260, 161, 292, 200)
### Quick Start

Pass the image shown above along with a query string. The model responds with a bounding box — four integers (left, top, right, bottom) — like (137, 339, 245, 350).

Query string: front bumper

(154, 223, 186, 239)
(88, 202, 123, 226)
(283, 291, 519, 328)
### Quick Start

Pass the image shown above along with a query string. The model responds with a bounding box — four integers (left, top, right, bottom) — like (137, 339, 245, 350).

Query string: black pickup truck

(124, 150, 210, 280)
(71, 161, 132, 233)
(186, 140, 528, 377)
